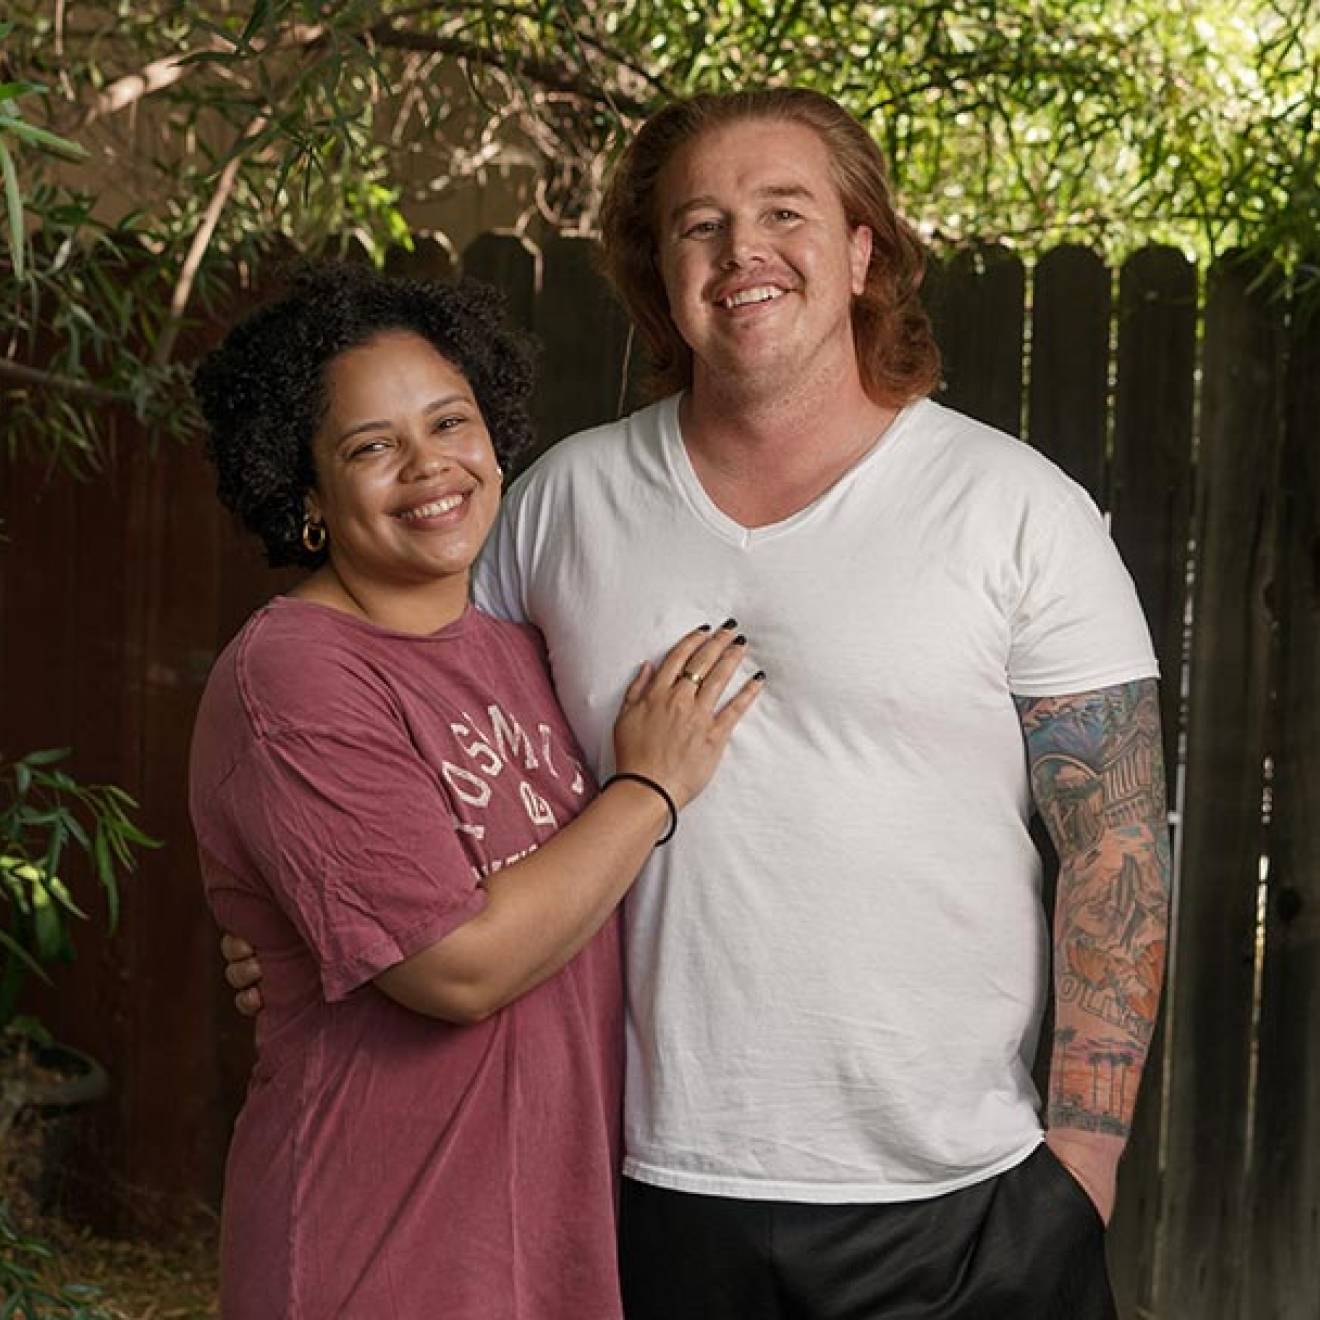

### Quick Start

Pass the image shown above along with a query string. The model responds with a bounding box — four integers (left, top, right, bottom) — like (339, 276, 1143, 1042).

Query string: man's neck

(680, 366, 901, 529)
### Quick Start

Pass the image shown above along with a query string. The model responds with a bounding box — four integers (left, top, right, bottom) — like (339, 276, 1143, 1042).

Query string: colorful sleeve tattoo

(1015, 678, 1172, 1138)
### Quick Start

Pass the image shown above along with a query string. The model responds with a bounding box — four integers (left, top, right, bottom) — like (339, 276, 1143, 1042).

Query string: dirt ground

(2, 1078, 219, 1319)
(35, 1216, 220, 1320)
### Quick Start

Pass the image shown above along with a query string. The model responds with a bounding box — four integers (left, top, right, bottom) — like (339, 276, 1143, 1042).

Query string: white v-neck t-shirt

(475, 393, 1157, 1203)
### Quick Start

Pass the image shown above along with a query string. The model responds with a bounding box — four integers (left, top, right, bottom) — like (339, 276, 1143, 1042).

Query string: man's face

(653, 117, 872, 395)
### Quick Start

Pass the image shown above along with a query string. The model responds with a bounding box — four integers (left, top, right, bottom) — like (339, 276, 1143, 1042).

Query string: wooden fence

(1, 235, 1317, 1319)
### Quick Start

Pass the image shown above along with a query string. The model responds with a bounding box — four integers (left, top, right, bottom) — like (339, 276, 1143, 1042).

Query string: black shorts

(619, 1144, 1116, 1319)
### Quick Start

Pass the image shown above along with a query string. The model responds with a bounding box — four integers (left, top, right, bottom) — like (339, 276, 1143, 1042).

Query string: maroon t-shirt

(189, 598, 624, 1319)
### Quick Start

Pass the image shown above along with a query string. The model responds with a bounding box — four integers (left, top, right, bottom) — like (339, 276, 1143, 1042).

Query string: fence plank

(461, 231, 543, 470)
(461, 230, 538, 335)
(1020, 249, 1113, 1254)
(88, 268, 247, 1232)
(0, 464, 79, 757)
(0, 424, 159, 1230)
(1110, 245, 1196, 762)
(63, 432, 160, 1232)
(1156, 256, 1285, 1319)
(1027, 245, 1111, 503)
(1105, 245, 1197, 1319)
(1247, 299, 1320, 1319)
(107, 427, 232, 1232)
(531, 234, 634, 461)
(384, 235, 457, 283)
(0, 455, 103, 1223)
(925, 243, 1026, 436)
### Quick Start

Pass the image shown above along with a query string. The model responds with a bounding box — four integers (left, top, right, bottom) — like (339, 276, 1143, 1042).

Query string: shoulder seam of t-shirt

(1005, 482, 1111, 624)
(233, 606, 279, 742)
(231, 607, 418, 745)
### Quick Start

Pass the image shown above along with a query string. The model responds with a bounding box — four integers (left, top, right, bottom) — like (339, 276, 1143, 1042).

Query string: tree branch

(366, 23, 650, 118)
(76, 12, 650, 128)
(0, 357, 127, 406)
(81, 49, 212, 125)
(151, 116, 268, 370)
(79, 25, 327, 125)
(468, 3, 673, 100)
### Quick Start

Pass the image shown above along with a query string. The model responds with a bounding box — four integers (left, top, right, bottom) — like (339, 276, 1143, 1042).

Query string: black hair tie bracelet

(601, 773, 678, 845)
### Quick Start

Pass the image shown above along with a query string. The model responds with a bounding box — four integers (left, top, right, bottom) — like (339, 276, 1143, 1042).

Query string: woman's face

(305, 330, 502, 602)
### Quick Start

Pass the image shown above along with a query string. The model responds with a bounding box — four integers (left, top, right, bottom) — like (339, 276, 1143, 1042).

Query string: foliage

(0, 750, 158, 1032)
(0, 1199, 110, 1319)
(0, 0, 1317, 472)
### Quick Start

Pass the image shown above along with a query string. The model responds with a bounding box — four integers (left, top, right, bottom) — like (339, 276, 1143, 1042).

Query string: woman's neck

(290, 563, 470, 635)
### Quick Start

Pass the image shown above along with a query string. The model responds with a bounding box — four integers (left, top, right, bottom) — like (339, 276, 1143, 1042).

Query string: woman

(189, 264, 762, 1318)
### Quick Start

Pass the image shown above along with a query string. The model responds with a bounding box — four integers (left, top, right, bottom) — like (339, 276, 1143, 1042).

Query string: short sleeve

(1007, 488, 1159, 697)
(214, 722, 486, 1002)
(473, 495, 530, 624)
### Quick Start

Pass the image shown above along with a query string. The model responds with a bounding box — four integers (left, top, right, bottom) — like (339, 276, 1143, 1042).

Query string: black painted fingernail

(733, 634, 747, 646)
(696, 623, 712, 632)
(721, 617, 738, 629)
(753, 670, 767, 681)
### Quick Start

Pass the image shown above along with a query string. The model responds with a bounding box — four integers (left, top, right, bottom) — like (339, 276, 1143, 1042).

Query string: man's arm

(1015, 677, 1172, 1224)
(221, 932, 263, 1015)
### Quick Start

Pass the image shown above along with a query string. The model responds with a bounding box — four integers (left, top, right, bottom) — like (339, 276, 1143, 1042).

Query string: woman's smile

(394, 489, 471, 525)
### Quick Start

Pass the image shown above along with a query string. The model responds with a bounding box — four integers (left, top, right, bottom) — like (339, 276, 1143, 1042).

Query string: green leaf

(17, 807, 60, 827)
(174, 49, 244, 69)
(92, 826, 114, 887)
(45, 874, 88, 921)
(14, 763, 30, 796)
(104, 870, 120, 930)
(1, 871, 28, 912)
(0, 928, 51, 982)
(20, 748, 70, 768)
(42, 819, 67, 885)
(113, 818, 161, 849)
(0, 117, 89, 161)
(92, 832, 120, 931)
(104, 828, 131, 868)
(7, 1015, 54, 1046)
(63, 812, 90, 850)
(32, 900, 63, 960)
(0, 139, 24, 283)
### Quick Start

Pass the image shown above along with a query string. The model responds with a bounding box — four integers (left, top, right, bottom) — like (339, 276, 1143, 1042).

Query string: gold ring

(680, 669, 704, 688)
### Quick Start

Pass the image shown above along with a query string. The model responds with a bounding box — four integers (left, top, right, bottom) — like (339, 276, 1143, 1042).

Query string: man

(229, 88, 1169, 1318)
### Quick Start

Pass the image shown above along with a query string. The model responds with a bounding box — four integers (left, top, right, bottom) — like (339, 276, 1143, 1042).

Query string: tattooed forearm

(1015, 678, 1172, 1140)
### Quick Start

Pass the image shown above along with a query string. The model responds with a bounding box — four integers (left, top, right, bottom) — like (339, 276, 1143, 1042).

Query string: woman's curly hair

(192, 262, 536, 568)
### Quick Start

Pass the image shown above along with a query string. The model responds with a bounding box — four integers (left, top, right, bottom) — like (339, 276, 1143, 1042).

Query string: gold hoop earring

(301, 516, 327, 553)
